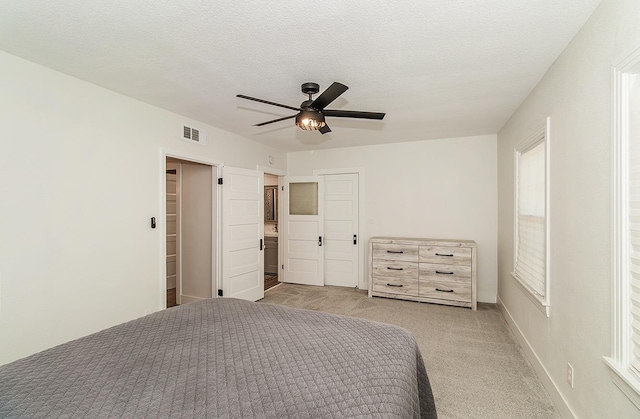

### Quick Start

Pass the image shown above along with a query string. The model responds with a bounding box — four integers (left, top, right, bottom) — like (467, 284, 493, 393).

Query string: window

(606, 47, 640, 408)
(511, 118, 550, 317)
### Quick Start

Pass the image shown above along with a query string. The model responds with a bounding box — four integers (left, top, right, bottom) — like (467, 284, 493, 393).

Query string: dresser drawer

(419, 263, 471, 283)
(372, 243, 419, 262)
(419, 246, 471, 266)
(372, 276, 418, 296)
(373, 260, 418, 279)
(369, 237, 477, 309)
(419, 280, 471, 302)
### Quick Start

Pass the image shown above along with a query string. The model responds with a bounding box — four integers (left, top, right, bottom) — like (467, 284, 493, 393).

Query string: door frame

(313, 168, 366, 290)
(257, 165, 287, 283)
(159, 149, 223, 310)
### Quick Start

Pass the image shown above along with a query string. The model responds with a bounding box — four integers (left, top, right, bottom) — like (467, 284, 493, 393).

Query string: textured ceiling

(0, 0, 600, 151)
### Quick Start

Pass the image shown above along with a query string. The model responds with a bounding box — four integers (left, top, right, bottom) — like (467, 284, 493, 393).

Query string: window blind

(628, 73, 640, 376)
(515, 140, 546, 298)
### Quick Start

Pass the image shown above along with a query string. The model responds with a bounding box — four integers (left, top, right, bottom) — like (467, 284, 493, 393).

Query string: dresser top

(369, 236, 476, 247)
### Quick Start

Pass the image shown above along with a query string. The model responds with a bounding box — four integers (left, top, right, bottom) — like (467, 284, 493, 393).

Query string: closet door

(282, 176, 324, 286)
(323, 173, 359, 287)
(222, 166, 264, 301)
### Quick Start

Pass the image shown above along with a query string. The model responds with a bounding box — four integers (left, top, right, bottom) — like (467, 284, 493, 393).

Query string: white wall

(0, 51, 286, 365)
(497, 0, 640, 417)
(287, 135, 498, 302)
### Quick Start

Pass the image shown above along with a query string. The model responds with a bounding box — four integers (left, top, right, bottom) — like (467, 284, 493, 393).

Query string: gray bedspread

(0, 298, 437, 418)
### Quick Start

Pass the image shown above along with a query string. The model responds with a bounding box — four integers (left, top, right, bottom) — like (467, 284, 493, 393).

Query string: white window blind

(514, 140, 546, 298)
(605, 48, 640, 405)
(628, 73, 640, 376)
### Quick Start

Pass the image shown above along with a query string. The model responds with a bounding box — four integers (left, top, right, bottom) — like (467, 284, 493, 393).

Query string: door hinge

(353, 234, 357, 245)
(218, 178, 223, 185)
(260, 238, 263, 251)
(218, 289, 223, 297)
(281, 264, 284, 270)
(318, 236, 323, 246)
(281, 185, 284, 191)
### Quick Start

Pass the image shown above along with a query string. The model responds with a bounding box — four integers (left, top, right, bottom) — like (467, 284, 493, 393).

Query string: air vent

(182, 125, 207, 145)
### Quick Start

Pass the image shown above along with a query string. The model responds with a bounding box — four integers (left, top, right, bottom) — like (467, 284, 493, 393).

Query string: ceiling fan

(236, 82, 385, 134)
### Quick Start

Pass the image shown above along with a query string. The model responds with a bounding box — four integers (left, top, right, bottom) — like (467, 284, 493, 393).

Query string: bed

(0, 298, 437, 418)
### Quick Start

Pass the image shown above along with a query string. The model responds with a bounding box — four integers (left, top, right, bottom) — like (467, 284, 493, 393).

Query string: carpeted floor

(262, 283, 559, 419)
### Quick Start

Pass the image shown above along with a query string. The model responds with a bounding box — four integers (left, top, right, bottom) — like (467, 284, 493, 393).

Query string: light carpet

(261, 284, 559, 419)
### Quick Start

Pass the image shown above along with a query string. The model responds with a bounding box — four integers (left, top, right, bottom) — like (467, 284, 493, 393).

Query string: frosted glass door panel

(289, 182, 318, 215)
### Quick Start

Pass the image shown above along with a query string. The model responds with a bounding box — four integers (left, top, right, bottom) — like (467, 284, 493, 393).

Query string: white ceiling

(0, 0, 600, 151)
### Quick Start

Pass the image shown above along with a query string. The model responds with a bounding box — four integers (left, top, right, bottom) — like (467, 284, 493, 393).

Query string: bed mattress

(0, 298, 437, 418)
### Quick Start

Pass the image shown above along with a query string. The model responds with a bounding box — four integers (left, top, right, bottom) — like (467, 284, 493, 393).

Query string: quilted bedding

(0, 298, 437, 418)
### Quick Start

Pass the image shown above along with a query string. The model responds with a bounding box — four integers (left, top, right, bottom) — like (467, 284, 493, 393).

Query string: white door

(282, 176, 324, 286)
(222, 166, 264, 301)
(323, 174, 359, 287)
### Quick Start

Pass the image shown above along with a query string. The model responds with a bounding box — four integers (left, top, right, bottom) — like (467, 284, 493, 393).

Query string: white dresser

(368, 237, 477, 310)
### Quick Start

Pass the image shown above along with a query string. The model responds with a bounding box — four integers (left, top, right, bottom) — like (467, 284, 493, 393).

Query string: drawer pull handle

(387, 283, 404, 287)
(435, 270, 454, 275)
(436, 288, 454, 293)
(435, 253, 454, 257)
(387, 267, 404, 271)
(387, 250, 404, 254)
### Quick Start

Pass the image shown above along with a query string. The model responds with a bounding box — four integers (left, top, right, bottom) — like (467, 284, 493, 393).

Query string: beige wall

(180, 162, 213, 302)
(287, 134, 498, 302)
(0, 51, 286, 365)
(264, 173, 279, 186)
(497, 0, 640, 417)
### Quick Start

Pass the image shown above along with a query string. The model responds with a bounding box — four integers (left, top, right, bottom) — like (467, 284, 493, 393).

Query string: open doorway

(264, 173, 280, 291)
(165, 156, 218, 308)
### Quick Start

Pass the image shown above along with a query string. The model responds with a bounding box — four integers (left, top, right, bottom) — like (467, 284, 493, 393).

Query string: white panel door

(282, 176, 324, 286)
(222, 166, 264, 301)
(323, 174, 359, 287)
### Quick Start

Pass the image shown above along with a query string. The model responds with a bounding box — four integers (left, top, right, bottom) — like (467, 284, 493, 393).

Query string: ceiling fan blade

(237, 94, 301, 112)
(319, 125, 332, 134)
(310, 82, 348, 110)
(322, 110, 386, 120)
(254, 114, 297, 127)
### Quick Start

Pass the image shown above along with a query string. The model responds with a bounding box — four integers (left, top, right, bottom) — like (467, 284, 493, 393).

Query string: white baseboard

(180, 294, 206, 304)
(497, 296, 576, 419)
(477, 291, 497, 303)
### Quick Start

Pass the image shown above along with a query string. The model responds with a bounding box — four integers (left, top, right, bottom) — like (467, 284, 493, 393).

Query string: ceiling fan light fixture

(295, 109, 326, 131)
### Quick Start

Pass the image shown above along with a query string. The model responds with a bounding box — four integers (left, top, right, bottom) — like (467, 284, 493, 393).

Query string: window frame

(605, 46, 640, 409)
(510, 117, 551, 318)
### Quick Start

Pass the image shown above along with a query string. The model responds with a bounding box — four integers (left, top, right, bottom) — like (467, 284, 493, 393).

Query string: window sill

(510, 272, 550, 317)
(603, 357, 640, 410)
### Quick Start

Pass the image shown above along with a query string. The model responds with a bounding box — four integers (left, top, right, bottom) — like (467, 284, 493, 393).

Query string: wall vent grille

(182, 125, 207, 145)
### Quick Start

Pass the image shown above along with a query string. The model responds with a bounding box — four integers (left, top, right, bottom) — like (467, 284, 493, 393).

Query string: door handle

(353, 234, 357, 245)
(318, 236, 323, 246)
